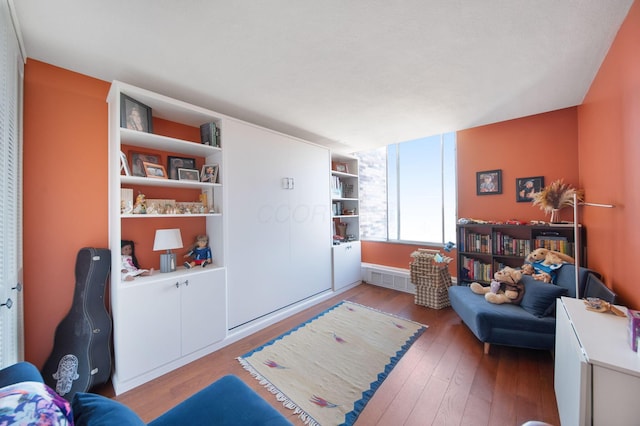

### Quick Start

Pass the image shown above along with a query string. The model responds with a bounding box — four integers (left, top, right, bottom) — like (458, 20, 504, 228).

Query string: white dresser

(555, 296, 640, 425)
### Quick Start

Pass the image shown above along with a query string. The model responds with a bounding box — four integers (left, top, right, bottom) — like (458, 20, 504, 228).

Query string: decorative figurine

(121, 240, 153, 281)
(183, 234, 212, 268)
(133, 192, 147, 214)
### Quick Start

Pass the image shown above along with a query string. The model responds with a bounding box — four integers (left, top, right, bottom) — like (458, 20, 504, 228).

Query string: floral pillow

(0, 381, 73, 425)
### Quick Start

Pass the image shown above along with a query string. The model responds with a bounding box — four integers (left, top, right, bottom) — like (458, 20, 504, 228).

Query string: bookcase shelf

(456, 223, 585, 286)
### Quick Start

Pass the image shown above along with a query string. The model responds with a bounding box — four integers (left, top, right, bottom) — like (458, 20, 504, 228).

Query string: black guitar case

(42, 247, 112, 401)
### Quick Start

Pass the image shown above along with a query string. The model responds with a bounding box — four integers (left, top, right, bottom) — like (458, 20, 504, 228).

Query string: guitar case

(42, 247, 112, 401)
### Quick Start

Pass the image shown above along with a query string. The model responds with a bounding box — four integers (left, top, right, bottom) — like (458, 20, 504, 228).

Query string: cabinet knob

(12, 282, 22, 292)
(0, 298, 13, 310)
(183, 279, 189, 287)
(175, 282, 180, 288)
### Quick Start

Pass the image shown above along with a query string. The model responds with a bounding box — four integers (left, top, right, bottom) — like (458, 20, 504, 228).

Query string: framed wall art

(178, 168, 200, 181)
(142, 162, 167, 179)
(201, 164, 219, 183)
(476, 169, 502, 195)
(130, 152, 160, 177)
(120, 94, 153, 133)
(516, 176, 544, 202)
(167, 156, 196, 180)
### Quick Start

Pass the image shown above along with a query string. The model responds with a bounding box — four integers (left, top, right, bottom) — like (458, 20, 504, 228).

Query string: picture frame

(167, 156, 196, 180)
(120, 94, 153, 133)
(142, 161, 167, 179)
(178, 168, 200, 181)
(130, 152, 160, 177)
(476, 169, 502, 195)
(333, 162, 349, 173)
(516, 176, 544, 202)
(120, 151, 131, 176)
(201, 164, 219, 183)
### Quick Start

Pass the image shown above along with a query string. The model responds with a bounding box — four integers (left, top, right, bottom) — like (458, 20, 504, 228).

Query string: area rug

(237, 301, 427, 426)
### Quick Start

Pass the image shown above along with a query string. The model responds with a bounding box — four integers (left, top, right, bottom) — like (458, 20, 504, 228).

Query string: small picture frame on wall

(476, 169, 502, 195)
(120, 94, 153, 133)
(516, 176, 544, 202)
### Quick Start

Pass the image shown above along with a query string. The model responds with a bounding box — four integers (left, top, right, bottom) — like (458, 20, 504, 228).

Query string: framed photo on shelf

(332, 162, 349, 173)
(120, 94, 153, 133)
(201, 164, 219, 183)
(130, 152, 160, 177)
(178, 168, 200, 181)
(516, 176, 544, 203)
(476, 169, 502, 195)
(142, 161, 167, 179)
(120, 151, 131, 176)
(167, 156, 196, 180)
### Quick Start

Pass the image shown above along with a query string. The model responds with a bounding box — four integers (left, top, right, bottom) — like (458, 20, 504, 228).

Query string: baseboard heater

(361, 262, 457, 294)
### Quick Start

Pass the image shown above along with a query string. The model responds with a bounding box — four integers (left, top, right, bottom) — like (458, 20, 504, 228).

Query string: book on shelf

(200, 122, 220, 147)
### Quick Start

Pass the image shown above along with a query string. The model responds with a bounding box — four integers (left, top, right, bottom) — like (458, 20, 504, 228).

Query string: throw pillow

(520, 279, 568, 317)
(72, 392, 145, 426)
(0, 381, 73, 425)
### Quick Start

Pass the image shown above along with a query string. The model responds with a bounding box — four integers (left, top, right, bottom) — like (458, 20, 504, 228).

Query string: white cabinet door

(116, 278, 181, 381)
(225, 119, 330, 328)
(181, 268, 227, 355)
(332, 242, 362, 290)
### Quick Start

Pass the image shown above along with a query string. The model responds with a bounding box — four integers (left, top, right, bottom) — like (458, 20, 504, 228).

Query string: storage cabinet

(456, 223, 585, 285)
(224, 119, 331, 329)
(555, 297, 640, 425)
(331, 154, 361, 290)
(107, 81, 227, 393)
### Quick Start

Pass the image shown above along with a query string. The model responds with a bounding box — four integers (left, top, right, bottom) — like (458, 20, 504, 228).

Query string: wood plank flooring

(95, 283, 560, 425)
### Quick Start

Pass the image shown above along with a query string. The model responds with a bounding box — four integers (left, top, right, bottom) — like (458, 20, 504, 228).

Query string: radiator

(361, 263, 457, 294)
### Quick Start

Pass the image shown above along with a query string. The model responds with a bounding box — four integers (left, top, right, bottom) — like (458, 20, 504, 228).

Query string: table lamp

(153, 229, 183, 273)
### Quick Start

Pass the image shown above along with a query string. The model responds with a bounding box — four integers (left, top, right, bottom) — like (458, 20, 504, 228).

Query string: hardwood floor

(95, 283, 560, 425)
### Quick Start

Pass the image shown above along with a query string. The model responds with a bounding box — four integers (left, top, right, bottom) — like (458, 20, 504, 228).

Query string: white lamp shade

(153, 229, 183, 251)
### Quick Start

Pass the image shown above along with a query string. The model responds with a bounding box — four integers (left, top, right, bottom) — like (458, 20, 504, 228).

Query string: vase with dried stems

(532, 179, 584, 223)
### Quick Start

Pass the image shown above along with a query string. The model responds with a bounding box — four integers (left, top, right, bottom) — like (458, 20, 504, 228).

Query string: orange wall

(577, 0, 640, 308)
(362, 107, 580, 272)
(23, 61, 207, 367)
(457, 108, 580, 222)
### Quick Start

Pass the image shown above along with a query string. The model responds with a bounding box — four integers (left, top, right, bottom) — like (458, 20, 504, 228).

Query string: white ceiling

(11, 0, 634, 153)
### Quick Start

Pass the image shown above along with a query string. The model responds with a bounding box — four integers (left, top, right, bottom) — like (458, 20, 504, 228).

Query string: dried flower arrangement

(532, 179, 584, 215)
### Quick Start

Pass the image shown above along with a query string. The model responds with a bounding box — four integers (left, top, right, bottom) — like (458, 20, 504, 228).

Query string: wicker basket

(410, 249, 453, 309)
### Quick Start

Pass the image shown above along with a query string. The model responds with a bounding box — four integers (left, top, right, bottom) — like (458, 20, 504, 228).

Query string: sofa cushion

(0, 381, 74, 425)
(72, 392, 145, 426)
(148, 375, 293, 426)
(520, 278, 568, 318)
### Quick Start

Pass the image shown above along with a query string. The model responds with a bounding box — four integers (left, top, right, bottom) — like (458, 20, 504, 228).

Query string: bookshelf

(456, 223, 585, 286)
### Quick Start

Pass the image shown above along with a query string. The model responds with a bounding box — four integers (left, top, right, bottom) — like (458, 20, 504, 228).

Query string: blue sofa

(448, 264, 603, 354)
(0, 362, 292, 426)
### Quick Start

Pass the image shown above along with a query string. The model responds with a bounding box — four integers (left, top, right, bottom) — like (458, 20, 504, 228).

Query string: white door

(0, 1, 24, 368)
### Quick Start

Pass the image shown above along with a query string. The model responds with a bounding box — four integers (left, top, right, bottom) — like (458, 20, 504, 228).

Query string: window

(357, 133, 456, 245)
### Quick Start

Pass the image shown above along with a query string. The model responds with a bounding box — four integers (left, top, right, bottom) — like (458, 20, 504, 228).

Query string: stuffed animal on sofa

(521, 263, 552, 283)
(526, 248, 574, 283)
(470, 266, 525, 305)
(526, 247, 574, 265)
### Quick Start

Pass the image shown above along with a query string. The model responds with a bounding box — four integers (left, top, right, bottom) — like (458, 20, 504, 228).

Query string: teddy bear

(470, 266, 525, 305)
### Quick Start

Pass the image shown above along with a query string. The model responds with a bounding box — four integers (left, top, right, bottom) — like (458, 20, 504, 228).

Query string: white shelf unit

(331, 153, 361, 290)
(107, 81, 227, 394)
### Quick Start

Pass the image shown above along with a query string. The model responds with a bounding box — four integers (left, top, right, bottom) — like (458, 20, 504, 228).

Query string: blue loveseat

(448, 264, 608, 354)
(0, 362, 292, 426)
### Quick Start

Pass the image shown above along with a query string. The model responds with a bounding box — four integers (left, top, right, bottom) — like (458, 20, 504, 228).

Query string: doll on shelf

(121, 240, 153, 281)
(183, 234, 212, 268)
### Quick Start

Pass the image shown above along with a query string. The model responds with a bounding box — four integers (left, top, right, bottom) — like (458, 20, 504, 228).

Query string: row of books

(199, 122, 221, 148)
(460, 256, 492, 282)
(493, 232, 531, 256)
(331, 176, 344, 198)
(459, 231, 492, 253)
(534, 238, 574, 255)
